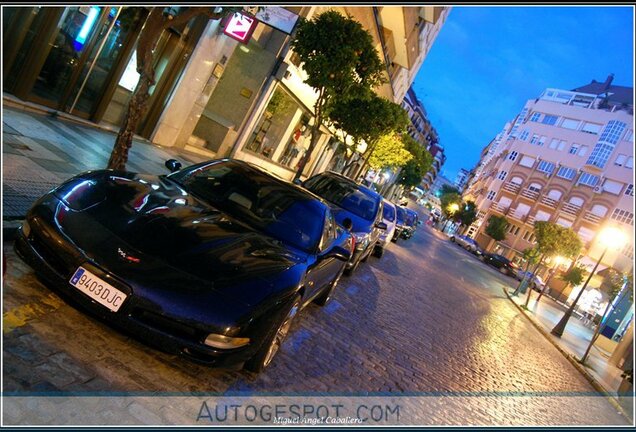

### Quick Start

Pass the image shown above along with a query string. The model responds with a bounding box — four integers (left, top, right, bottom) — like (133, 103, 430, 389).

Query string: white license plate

(69, 266, 127, 312)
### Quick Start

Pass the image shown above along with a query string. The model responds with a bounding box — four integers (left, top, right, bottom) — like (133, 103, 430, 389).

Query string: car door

(306, 210, 342, 298)
(370, 199, 384, 246)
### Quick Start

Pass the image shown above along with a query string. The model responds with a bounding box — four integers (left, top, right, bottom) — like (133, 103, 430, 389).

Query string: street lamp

(551, 226, 627, 337)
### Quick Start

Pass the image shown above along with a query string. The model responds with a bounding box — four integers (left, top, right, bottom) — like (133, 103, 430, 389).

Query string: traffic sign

(223, 12, 258, 44)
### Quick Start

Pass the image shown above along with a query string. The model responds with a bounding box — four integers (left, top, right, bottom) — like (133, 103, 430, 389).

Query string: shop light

(75, 7, 100, 50)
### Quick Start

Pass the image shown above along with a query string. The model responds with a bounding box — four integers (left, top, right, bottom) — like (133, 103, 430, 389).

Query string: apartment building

(454, 168, 470, 191)
(465, 75, 634, 286)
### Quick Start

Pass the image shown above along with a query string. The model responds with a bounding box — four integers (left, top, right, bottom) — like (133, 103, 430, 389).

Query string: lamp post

(551, 227, 626, 337)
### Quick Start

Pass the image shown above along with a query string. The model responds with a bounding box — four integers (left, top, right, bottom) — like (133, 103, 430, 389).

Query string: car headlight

(21, 220, 31, 238)
(203, 333, 250, 349)
(351, 232, 370, 249)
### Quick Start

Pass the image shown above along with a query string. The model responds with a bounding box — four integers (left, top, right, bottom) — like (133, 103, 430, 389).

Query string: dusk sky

(413, 6, 634, 183)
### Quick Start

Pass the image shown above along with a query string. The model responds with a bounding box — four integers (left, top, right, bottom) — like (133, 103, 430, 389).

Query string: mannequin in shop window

(280, 124, 308, 167)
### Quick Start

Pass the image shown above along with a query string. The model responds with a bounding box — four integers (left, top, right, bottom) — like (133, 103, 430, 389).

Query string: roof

(571, 74, 633, 106)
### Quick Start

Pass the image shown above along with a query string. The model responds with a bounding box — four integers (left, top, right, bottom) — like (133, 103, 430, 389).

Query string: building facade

(464, 75, 634, 324)
(454, 168, 470, 191)
(3, 6, 450, 184)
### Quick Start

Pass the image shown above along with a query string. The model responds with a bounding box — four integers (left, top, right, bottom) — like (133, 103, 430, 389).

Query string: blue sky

(413, 6, 634, 182)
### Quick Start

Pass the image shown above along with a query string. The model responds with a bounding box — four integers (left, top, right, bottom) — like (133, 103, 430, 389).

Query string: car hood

(329, 205, 373, 234)
(52, 171, 306, 305)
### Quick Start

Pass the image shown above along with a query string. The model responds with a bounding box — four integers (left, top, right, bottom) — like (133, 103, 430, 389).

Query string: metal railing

(520, 188, 540, 201)
(561, 202, 582, 216)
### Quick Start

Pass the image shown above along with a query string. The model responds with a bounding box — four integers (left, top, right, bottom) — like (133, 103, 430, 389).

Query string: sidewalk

(506, 288, 633, 420)
(2, 104, 208, 219)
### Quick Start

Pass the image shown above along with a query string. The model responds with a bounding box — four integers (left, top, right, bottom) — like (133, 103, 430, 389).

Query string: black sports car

(14, 159, 353, 372)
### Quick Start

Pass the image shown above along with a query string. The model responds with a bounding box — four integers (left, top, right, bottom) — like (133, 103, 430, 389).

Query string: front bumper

(14, 228, 254, 367)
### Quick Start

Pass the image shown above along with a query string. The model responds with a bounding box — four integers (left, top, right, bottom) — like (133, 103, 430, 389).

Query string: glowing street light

(448, 203, 460, 213)
(551, 226, 627, 337)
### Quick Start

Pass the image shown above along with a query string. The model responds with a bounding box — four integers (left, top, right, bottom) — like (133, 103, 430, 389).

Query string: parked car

(450, 234, 482, 255)
(400, 208, 419, 240)
(515, 270, 546, 291)
(14, 159, 354, 373)
(483, 253, 519, 277)
(302, 171, 386, 275)
(392, 205, 407, 242)
(374, 199, 397, 258)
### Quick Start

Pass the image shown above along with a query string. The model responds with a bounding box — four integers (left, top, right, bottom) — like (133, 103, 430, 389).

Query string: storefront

(3, 6, 207, 139)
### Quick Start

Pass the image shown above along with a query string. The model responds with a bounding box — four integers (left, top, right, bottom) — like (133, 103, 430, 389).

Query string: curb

(502, 286, 633, 423)
(2, 221, 22, 243)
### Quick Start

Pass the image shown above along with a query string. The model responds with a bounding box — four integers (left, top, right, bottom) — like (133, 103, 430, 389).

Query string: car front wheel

(244, 294, 301, 373)
(314, 267, 344, 306)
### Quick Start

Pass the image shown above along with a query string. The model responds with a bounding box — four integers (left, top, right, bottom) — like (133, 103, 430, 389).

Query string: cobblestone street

(2, 219, 629, 425)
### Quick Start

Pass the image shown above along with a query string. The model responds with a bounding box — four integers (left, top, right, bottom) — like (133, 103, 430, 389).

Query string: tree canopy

(397, 134, 433, 188)
(290, 11, 385, 180)
(485, 215, 508, 241)
(367, 132, 413, 171)
(533, 221, 583, 260)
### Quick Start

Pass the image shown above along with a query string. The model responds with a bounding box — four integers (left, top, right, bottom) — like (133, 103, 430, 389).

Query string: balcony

(540, 195, 559, 208)
(509, 209, 528, 221)
(526, 215, 536, 226)
(520, 188, 540, 201)
(491, 202, 509, 213)
(583, 211, 603, 225)
(502, 181, 521, 194)
(561, 202, 582, 217)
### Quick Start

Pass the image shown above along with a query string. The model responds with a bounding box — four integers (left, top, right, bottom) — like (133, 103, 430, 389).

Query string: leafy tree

(440, 184, 460, 196)
(454, 200, 477, 229)
(525, 221, 582, 307)
(329, 94, 409, 175)
(397, 134, 433, 188)
(485, 215, 508, 242)
(108, 6, 244, 170)
(440, 192, 462, 219)
(560, 264, 587, 287)
(367, 132, 413, 171)
(512, 247, 541, 296)
(290, 11, 385, 181)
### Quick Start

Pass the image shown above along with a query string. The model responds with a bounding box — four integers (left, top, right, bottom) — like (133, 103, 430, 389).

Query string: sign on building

(223, 12, 258, 44)
(254, 7, 299, 35)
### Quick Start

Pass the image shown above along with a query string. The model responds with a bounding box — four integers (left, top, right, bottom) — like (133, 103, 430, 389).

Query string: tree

(453, 200, 477, 231)
(512, 247, 541, 296)
(290, 11, 385, 181)
(556, 264, 588, 302)
(367, 132, 413, 171)
(524, 221, 583, 307)
(397, 134, 433, 188)
(329, 94, 409, 176)
(107, 6, 243, 170)
(485, 215, 508, 243)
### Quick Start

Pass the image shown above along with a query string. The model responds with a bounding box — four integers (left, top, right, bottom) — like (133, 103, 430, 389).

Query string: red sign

(223, 12, 257, 44)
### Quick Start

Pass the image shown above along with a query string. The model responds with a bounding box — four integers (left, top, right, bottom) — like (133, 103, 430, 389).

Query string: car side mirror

(329, 246, 352, 262)
(375, 221, 387, 230)
(165, 159, 182, 173)
(293, 178, 303, 186)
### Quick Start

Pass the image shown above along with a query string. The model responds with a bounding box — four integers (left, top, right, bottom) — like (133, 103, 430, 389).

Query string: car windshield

(405, 211, 417, 226)
(396, 206, 406, 224)
(168, 161, 324, 252)
(304, 174, 380, 221)
(383, 203, 396, 222)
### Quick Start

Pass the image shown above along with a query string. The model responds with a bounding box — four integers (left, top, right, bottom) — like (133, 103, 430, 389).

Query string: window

(625, 184, 634, 196)
(625, 129, 633, 142)
(556, 166, 576, 180)
(519, 130, 529, 141)
(536, 160, 555, 175)
(519, 155, 535, 168)
(538, 136, 546, 146)
(611, 208, 634, 226)
(581, 122, 602, 134)
(529, 112, 541, 122)
(530, 134, 540, 145)
(547, 189, 562, 200)
(549, 139, 566, 150)
(528, 183, 542, 192)
(528, 233, 536, 243)
(497, 170, 508, 180)
(560, 118, 580, 130)
(569, 196, 584, 207)
(486, 190, 496, 200)
(626, 156, 633, 169)
(556, 218, 573, 228)
(569, 144, 579, 155)
(578, 227, 595, 243)
(622, 243, 634, 260)
(578, 172, 600, 187)
(578, 145, 588, 157)
(535, 210, 551, 222)
(522, 230, 530, 240)
(602, 179, 623, 195)
(510, 176, 523, 185)
(586, 120, 627, 168)
(542, 115, 558, 125)
(614, 154, 627, 166)
(508, 151, 518, 161)
(590, 204, 608, 217)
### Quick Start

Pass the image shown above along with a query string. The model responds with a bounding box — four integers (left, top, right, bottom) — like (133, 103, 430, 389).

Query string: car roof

(318, 171, 383, 200)
(199, 159, 331, 213)
(382, 199, 396, 209)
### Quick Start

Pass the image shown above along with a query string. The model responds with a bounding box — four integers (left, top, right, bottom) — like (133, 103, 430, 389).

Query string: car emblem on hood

(118, 247, 141, 264)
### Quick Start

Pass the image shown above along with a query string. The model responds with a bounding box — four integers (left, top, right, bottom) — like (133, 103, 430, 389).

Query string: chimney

(603, 73, 614, 90)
